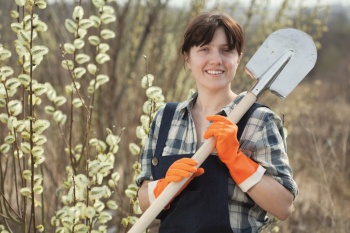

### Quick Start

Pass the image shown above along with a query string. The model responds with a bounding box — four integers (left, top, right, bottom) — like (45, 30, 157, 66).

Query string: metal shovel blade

(245, 28, 317, 99)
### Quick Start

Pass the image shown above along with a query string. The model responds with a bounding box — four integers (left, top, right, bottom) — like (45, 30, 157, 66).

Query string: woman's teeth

(207, 70, 223, 74)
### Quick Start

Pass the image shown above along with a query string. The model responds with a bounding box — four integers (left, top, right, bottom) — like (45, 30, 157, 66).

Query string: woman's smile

(206, 69, 225, 75)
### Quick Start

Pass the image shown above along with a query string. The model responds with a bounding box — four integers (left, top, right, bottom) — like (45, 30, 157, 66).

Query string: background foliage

(0, 0, 349, 232)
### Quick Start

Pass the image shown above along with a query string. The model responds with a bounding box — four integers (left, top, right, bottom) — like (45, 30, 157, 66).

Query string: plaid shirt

(136, 92, 298, 232)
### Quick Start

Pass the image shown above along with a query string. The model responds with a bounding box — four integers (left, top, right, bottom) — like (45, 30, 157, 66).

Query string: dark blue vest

(151, 102, 264, 233)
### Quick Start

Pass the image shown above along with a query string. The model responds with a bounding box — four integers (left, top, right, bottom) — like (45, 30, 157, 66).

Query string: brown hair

(180, 12, 244, 56)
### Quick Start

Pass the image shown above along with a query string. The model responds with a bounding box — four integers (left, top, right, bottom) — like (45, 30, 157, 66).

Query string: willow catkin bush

(0, 0, 128, 232)
(0, 0, 50, 232)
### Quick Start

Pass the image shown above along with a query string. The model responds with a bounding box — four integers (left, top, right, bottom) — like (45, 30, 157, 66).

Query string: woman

(136, 12, 298, 233)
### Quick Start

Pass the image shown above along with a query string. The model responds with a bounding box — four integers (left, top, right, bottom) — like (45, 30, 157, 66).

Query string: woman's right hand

(138, 158, 204, 212)
(153, 158, 204, 199)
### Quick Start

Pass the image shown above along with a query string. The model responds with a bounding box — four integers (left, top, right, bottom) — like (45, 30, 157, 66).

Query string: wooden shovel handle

(128, 92, 257, 233)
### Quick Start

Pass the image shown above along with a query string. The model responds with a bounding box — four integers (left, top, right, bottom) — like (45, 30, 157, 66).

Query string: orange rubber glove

(153, 158, 204, 200)
(204, 115, 265, 192)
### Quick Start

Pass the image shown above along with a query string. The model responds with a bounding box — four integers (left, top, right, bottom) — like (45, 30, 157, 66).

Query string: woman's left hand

(204, 115, 265, 192)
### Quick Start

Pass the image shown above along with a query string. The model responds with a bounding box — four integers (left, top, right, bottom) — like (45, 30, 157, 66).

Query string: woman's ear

(184, 54, 191, 70)
(237, 52, 243, 64)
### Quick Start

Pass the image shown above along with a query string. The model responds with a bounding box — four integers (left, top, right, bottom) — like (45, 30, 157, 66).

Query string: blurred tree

(0, 0, 339, 231)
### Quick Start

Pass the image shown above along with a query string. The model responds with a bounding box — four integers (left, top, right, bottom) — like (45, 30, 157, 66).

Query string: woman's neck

(193, 90, 237, 117)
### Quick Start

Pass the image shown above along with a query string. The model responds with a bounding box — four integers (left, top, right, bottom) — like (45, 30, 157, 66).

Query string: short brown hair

(180, 12, 244, 56)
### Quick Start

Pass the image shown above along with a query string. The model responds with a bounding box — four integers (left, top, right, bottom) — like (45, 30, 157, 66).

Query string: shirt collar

(177, 91, 248, 117)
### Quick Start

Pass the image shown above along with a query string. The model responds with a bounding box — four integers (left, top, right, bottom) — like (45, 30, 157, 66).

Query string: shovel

(128, 28, 317, 233)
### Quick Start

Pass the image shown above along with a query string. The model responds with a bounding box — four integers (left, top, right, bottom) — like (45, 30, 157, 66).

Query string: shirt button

(152, 157, 159, 166)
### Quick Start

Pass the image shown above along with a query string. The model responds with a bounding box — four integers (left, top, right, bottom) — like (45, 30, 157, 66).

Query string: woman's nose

(209, 50, 222, 65)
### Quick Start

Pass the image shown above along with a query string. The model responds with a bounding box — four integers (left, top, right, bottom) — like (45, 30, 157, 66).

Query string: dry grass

(261, 82, 350, 232)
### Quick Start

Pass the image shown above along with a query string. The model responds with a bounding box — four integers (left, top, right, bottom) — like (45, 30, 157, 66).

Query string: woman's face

(186, 27, 241, 93)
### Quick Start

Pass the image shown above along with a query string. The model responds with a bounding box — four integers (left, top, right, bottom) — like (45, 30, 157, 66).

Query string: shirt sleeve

(239, 107, 299, 198)
(135, 108, 163, 187)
